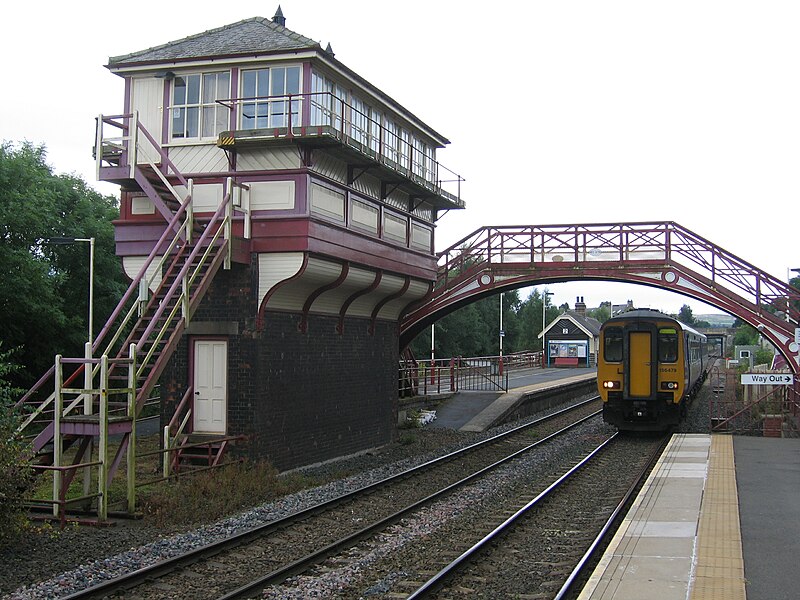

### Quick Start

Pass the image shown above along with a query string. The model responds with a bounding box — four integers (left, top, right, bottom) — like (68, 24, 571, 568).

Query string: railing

(216, 91, 464, 204)
(162, 387, 193, 477)
(399, 352, 546, 396)
(434, 223, 800, 328)
(709, 364, 799, 436)
(18, 118, 235, 444)
(44, 347, 137, 523)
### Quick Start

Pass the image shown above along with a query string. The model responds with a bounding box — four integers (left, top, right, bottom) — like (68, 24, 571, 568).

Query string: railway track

(62, 397, 602, 599)
(403, 432, 669, 599)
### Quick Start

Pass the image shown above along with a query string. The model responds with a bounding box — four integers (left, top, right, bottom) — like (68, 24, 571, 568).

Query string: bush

(139, 460, 318, 528)
(0, 347, 34, 548)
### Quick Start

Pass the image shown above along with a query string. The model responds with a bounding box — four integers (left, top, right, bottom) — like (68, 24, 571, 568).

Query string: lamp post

(499, 292, 504, 357)
(542, 290, 554, 366)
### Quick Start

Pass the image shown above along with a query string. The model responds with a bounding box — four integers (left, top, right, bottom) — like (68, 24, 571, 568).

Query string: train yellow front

(597, 309, 708, 431)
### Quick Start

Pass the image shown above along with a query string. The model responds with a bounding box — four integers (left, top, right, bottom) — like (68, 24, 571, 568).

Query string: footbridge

(400, 221, 800, 373)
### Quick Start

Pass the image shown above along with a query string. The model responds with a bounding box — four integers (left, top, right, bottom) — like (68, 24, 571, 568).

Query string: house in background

(540, 297, 601, 367)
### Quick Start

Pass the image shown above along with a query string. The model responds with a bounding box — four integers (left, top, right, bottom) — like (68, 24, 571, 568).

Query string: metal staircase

(14, 114, 244, 522)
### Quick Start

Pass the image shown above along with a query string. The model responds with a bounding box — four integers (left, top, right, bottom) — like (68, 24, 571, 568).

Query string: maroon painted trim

(256, 253, 309, 331)
(229, 68, 239, 131)
(299, 262, 349, 333)
(123, 77, 132, 113)
(370, 277, 410, 335)
(337, 270, 382, 334)
(302, 61, 312, 128)
(161, 79, 171, 146)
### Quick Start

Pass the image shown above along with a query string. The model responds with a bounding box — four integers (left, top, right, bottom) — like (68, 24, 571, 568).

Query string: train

(597, 308, 709, 431)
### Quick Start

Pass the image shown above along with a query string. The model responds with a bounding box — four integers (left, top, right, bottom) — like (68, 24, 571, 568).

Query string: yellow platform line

(689, 435, 747, 600)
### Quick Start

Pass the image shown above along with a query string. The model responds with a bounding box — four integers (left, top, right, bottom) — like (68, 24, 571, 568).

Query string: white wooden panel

(174, 183, 223, 212)
(131, 78, 164, 165)
(310, 153, 347, 184)
(351, 199, 378, 233)
(315, 266, 377, 316)
(250, 181, 296, 210)
(347, 273, 405, 317)
(236, 147, 301, 171)
(310, 184, 345, 221)
(193, 340, 227, 433)
(122, 256, 163, 292)
(350, 169, 380, 199)
(131, 196, 155, 215)
(266, 257, 343, 313)
(383, 212, 407, 243)
(410, 222, 432, 251)
(258, 252, 305, 307)
(169, 144, 228, 173)
(377, 278, 430, 321)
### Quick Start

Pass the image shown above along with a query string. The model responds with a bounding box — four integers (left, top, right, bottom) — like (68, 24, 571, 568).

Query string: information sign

(741, 373, 794, 385)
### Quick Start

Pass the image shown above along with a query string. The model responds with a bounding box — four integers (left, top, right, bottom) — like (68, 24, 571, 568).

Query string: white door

(193, 340, 227, 433)
(130, 77, 164, 165)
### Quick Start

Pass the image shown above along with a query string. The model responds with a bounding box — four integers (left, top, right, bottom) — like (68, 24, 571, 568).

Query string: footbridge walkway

(400, 221, 800, 375)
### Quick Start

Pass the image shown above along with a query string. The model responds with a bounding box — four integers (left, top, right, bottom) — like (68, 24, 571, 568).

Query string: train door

(624, 323, 658, 400)
(629, 332, 652, 397)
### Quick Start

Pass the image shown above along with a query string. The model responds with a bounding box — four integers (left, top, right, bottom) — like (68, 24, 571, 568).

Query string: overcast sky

(3, 1, 798, 315)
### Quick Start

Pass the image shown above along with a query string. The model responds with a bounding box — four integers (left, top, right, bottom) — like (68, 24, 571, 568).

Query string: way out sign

(741, 373, 794, 385)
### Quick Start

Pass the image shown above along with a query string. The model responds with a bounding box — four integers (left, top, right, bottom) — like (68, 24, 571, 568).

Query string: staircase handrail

(134, 189, 231, 377)
(15, 182, 193, 420)
(132, 116, 190, 189)
(17, 116, 196, 424)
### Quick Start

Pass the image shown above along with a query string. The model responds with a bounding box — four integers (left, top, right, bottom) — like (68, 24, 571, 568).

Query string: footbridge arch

(400, 221, 800, 374)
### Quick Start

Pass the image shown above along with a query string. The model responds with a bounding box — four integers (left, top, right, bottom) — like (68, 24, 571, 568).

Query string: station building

(540, 297, 601, 367)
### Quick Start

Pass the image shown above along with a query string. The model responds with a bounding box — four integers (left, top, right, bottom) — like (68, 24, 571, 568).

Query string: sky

(2, 0, 798, 316)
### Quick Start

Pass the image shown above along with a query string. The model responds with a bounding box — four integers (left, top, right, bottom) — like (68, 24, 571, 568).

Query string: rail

(435, 222, 800, 327)
(399, 351, 544, 397)
(216, 91, 464, 204)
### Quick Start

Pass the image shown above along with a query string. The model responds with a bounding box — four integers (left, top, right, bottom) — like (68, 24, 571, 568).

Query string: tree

(588, 301, 611, 323)
(407, 290, 527, 359)
(0, 344, 33, 547)
(0, 142, 127, 389)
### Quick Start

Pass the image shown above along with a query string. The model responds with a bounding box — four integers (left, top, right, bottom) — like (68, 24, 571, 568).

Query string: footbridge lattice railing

(402, 222, 800, 373)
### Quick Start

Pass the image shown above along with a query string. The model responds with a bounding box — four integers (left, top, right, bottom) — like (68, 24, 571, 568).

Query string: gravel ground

(0, 416, 497, 598)
(1, 386, 712, 600)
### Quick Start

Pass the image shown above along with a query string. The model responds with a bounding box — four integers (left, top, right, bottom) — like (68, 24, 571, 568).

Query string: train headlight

(602, 380, 621, 389)
(660, 381, 679, 390)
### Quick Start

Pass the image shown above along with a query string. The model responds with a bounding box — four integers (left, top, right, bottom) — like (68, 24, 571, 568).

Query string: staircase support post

(224, 177, 233, 270)
(82, 342, 94, 502)
(128, 111, 139, 179)
(183, 180, 193, 323)
(97, 355, 109, 521)
(126, 344, 137, 514)
(53, 355, 63, 519)
(185, 179, 194, 245)
(163, 425, 171, 479)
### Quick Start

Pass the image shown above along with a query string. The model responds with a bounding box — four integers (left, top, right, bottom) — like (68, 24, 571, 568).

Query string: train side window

(658, 328, 678, 362)
(604, 327, 623, 362)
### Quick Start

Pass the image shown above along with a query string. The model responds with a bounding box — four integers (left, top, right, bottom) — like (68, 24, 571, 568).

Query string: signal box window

(604, 327, 623, 362)
(172, 72, 230, 139)
(658, 328, 678, 362)
(241, 66, 301, 129)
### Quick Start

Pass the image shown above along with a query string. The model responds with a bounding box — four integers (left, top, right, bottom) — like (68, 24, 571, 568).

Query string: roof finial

(325, 42, 335, 57)
(273, 5, 286, 27)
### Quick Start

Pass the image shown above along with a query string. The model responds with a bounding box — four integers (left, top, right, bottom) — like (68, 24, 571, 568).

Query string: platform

(429, 368, 597, 432)
(578, 433, 800, 600)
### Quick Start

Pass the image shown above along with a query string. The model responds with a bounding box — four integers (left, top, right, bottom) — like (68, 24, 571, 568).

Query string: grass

(28, 433, 325, 529)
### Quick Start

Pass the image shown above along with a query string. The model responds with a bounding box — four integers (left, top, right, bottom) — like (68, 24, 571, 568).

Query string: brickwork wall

(160, 259, 399, 472)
